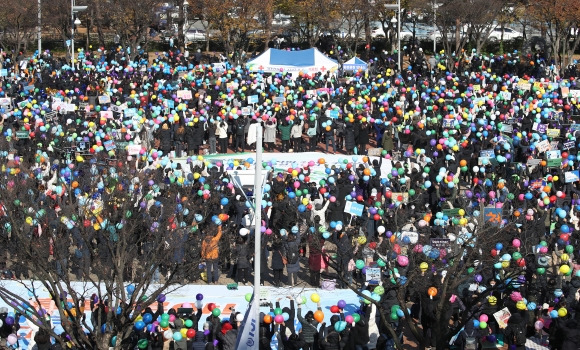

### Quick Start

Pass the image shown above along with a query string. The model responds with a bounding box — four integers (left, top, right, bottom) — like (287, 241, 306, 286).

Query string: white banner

(235, 296, 260, 350)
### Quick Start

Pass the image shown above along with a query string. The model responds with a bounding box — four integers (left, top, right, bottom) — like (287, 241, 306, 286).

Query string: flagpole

(253, 124, 262, 296)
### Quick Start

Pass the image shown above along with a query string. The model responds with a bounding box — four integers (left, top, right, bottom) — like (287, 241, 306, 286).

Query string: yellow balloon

(560, 253, 569, 261)
(26, 217, 33, 225)
(310, 293, 320, 303)
(302, 198, 309, 205)
(501, 261, 510, 269)
(559, 265, 570, 274)
(458, 209, 465, 216)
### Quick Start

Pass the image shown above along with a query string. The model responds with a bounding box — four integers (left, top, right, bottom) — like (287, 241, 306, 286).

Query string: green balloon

(355, 260, 365, 269)
(274, 308, 283, 315)
(138, 339, 148, 349)
(296, 190, 302, 197)
(512, 252, 522, 260)
(185, 319, 193, 328)
(377, 259, 386, 267)
(245, 293, 252, 302)
(424, 166, 430, 173)
(540, 241, 548, 247)
(212, 308, 221, 317)
(160, 320, 169, 328)
(161, 313, 170, 321)
(390, 312, 399, 320)
(374, 286, 385, 295)
(408, 189, 416, 196)
(537, 267, 546, 275)
(467, 267, 474, 274)
(565, 245, 574, 254)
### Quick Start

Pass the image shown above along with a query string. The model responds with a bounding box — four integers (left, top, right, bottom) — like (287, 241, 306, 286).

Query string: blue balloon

(221, 198, 229, 205)
(126, 284, 135, 294)
(134, 321, 146, 330)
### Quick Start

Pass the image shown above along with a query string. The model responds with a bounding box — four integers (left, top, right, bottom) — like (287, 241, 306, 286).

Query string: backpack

(287, 245, 300, 265)
(464, 329, 477, 350)
(512, 325, 526, 346)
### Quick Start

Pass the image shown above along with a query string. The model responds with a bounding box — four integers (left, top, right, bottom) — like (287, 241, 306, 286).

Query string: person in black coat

(234, 236, 251, 285)
(269, 234, 286, 287)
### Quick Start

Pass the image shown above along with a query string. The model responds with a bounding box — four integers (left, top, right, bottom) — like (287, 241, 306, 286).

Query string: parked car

(371, 26, 412, 40)
(488, 27, 522, 41)
(185, 29, 207, 42)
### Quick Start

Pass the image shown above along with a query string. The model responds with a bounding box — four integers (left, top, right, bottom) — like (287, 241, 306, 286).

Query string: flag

(235, 296, 260, 350)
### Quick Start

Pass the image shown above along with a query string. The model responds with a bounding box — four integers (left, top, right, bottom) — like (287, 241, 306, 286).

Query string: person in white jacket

(368, 303, 380, 349)
(290, 120, 304, 152)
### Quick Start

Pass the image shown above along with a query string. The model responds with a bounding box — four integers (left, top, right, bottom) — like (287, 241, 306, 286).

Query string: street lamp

(384, 2, 401, 71)
(70, 0, 87, 69)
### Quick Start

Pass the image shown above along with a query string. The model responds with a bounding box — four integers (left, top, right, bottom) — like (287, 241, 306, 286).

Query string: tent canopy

(247, 48, 338, 75)
(343, 57, 368, 71)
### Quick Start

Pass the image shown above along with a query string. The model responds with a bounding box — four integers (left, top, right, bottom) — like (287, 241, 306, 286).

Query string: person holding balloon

(297, 300, 323, 350)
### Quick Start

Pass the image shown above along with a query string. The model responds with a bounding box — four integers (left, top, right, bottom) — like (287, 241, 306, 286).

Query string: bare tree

(0, 156, 206, 349)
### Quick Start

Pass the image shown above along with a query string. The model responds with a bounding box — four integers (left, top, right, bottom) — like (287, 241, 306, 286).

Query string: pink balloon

(294, 181, 300, 188)
(479, 314, 488, 323)
(539, 246, 548, 254)
(329, 196, 336, 203)
(488, 191, 496, 199)
(512, 239, 521, 248)
(345, 315, 354, 323)
(397, 255, 409, 267)
(274, 315, 284, 324)
(183, 303, 192, 308)
(518, 194, 525, 201)
(169, 314, 176, 322)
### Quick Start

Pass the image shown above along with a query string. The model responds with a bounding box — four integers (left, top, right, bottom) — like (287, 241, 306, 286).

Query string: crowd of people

(0, 42, 579, 350)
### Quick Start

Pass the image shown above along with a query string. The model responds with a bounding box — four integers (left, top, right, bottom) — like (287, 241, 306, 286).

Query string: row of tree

(0, 0, 579, 82)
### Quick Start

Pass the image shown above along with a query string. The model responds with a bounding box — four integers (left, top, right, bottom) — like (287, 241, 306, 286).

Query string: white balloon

(377, 226, 386, 234)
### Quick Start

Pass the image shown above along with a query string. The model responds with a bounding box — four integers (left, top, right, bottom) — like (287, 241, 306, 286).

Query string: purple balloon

(5, 316, 14, 326)
(433, 151, 439, 157)
(348, 175, 355, 181)
(430, 139, 437, 146)
(386, 231, 393, 238)
(337, 300, 346, 309)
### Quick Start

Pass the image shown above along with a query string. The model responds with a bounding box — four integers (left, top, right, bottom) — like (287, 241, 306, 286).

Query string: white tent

(247, 48, 338, 75)
(343, 57, 368, 71)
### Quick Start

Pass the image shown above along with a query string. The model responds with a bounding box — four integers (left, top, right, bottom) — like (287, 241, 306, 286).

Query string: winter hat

(221, 322, 233, 334)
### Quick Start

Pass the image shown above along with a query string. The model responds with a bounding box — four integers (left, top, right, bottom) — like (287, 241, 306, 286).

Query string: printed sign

(0, 69, 7, 77)
(565, 170, 580, 183)
(329, 110, 340, 119)
(501, 124, 513, 133)
(100, 111, 113, 119)
(570, 89, 580, 98)
(0, 98, 11, 106)
(124, 108, 137, 118)
(127, 144, 142, 155)
(247, 95, 259, 104)
(273, 96, 285, 103)
(430, 238, 450, 249)
(442, 119, 454, 128)
(534, 123, 548, 133)
(15, 131, 29, 139)
(241, 107, 252, 116)
(103, 140, 116, 151)
(536, 140, 551, 153)
(493, 308, 512, 329)
(344, 201, 364, 216)
(483, 207, 502, 226)
(442, 208, 461, 217)
(563, 141, 575, 150)
(570, 124, 580, 132)
(176, 90, 192, 100)
(480, 149, 494, 158)
(365, 267, 381, 283)
(546, 129, 560, 138)
(98, 95, 111, 104)
(527, 158, 542, 167)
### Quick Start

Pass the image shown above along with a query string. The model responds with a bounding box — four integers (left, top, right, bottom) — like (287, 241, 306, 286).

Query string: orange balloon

(514, 211, 520, 217)
(362, 156, 369, 163)
(363, 168, 371, 176)
(72, 181, 79, 188)
(313, 310, 324, 323)
(497, 182, 504, 189)
(540, 160, 547, 166)
(263, 315, 272, 324)
(459, 160, 467, 167)
(428, 287, 438, 297)
(543, 186, 551, 193)
(318, 158, 325, 165)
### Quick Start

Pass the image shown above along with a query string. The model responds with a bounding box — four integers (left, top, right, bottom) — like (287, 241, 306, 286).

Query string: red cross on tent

(320, 66, 327, 72)
(258, 65, 264, 70)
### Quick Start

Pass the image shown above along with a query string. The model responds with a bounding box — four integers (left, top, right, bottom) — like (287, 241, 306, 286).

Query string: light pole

(70, 0, 87, 69)
(433, 1, 439, 54)
(37, 0, 41, 56)
(384, 1, 401, 71)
